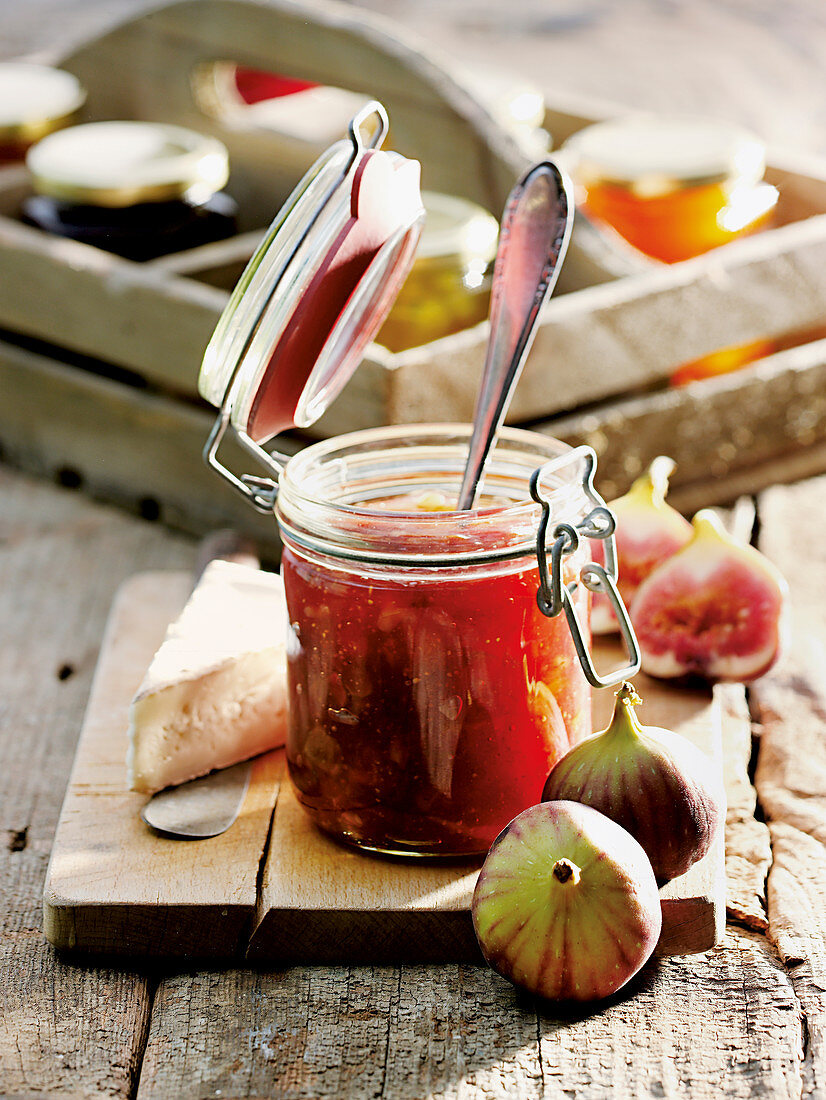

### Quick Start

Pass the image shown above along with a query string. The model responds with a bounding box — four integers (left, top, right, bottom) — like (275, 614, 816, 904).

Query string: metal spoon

(457, 162, 573, 510)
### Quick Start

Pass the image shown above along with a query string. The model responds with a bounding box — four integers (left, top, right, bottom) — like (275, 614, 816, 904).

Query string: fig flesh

(630, 509, 788, 682)
(542, 682, 722, 883)
(591, 456, 692, 634)
(472, 800, 661, 1002)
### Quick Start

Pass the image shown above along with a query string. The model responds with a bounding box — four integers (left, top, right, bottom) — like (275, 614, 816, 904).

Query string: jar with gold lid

(563, 114, 779, 263)
(22, 120, 238, 260)
(378, 191, 498, 351)
(0, 62, 86, 164)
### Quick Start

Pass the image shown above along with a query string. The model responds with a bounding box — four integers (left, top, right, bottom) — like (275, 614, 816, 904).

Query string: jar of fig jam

(199, 102, 638, 857)
(277, 425, 604, 855)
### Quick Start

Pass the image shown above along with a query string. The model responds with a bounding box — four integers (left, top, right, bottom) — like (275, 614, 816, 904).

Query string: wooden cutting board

(43, 572, 725, 962)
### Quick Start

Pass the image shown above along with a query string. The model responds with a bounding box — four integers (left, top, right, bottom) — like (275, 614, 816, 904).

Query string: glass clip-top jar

(198, 101, 639, 857)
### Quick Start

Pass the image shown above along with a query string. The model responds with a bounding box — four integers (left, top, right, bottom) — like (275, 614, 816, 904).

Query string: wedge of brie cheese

(127, 559, 289, 793)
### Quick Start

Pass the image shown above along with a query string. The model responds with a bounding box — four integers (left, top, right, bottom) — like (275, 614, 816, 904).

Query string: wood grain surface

(2, 0, 826, 1095)
(752, 473, 826, 1097)
(0, 470, 196, 1097)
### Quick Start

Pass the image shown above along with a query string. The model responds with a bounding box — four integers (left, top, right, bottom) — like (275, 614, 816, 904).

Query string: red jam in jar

(276, 425, 595, 857)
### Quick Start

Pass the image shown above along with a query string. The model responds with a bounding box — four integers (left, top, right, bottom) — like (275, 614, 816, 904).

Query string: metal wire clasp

(529, 446, 641, 688)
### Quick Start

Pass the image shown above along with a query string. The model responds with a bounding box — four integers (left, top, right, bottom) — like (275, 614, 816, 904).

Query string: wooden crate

(2, 0, 826, 551)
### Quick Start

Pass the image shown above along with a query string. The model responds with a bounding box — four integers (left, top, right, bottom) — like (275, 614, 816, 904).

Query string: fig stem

(606, 682, 644, 741)
(630, 455, 676, 507)
(552, 858, 581, 885)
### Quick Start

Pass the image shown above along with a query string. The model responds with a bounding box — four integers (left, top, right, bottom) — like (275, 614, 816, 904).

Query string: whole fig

(591, 456, 692, 634)
(630, 508, 788, 682)
(542, 683, 722, 883)
(472, 800, 661, 1002)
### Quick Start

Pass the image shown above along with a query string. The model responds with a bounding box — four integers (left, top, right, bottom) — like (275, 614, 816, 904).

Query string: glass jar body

(276, 425, 594, 857)
(21, 190, 238, 261)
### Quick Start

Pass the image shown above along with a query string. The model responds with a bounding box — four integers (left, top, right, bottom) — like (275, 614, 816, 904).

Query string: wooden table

(3, 1, 826, 1096)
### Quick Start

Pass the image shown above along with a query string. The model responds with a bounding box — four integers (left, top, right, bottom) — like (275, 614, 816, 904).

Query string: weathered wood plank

(136, 927, 801, 1099)
(5, 330, 826, 562)
(717, 683, 771, 932)
(0, 337, 296, 558)
(545, 336, 826, 504)
(0, 468, 196, 1097)
(752, 473, 826, 1097)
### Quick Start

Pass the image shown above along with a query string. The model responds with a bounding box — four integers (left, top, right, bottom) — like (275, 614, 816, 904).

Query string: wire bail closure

(201, 101, 392, 514)
(530, 445, 641, 688)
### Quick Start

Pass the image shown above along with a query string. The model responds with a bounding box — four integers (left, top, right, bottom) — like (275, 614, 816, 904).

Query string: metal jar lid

(199, 101, 425, 510)
(27, 120, 230, 207)
(562, 114, 766, 198)
(0, 62, 86, 147)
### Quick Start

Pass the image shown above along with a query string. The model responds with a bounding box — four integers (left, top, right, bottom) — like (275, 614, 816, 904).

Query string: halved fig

(591, 456, 692, 634)
(472, 800, 661, 1002)
(630, 509, 788, 682)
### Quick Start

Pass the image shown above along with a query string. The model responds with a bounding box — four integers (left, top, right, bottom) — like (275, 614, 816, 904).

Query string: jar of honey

(563, 114, 779, 263)
(199, 102, 639, 857)
(378, 191, 498, 352)
(23, 121, 237, 260)
(0, 62, 86, 164)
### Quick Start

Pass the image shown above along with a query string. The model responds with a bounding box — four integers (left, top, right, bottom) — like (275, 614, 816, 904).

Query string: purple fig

(472, 800, 661, 1002)
(630, 509, 788, 682)
(592, 456, 692, 634)
(542, 682, 722, 883)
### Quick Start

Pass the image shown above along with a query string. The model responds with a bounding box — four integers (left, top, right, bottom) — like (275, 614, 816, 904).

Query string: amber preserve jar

(563, 114, 779, 263)
(277, 426, 609, 856)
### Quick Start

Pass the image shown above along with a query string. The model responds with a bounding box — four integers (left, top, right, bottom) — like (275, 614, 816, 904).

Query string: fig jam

(276, 428, 597, 859)
(283, 538, 590, 856)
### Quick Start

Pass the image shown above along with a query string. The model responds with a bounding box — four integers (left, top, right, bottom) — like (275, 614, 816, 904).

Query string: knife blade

(139, 530, 260, 840)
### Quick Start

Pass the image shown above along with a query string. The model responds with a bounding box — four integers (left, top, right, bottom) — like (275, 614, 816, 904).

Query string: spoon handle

(457, 162, 573, 510)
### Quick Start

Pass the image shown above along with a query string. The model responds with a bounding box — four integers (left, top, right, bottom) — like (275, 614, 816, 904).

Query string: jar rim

(276, 423, 592, 567)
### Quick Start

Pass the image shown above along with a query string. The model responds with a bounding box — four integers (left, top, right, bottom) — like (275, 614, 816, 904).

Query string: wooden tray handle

(58, 0, 528, 227)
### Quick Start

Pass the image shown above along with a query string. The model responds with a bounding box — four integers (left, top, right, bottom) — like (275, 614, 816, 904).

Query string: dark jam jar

(23, 120, 237, 261)
(276, 425, 595, 858)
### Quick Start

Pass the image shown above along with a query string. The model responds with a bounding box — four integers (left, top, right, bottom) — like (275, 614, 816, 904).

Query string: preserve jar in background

(22, 120, 238, 260)
(0, 62, 86, 164)
(276, 425, 595, 856)
(377, 191, 499, 351)
(562, 114, 779, 264)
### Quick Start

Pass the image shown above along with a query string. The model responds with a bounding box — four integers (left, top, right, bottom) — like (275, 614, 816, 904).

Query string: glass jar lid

(26, 120, 230, 207)
(198, 101, 425, 445)
(0, 62, 86, 145)
(563, 114, 766, 198)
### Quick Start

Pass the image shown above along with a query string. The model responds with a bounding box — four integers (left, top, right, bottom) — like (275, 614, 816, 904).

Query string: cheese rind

(127, 560, 289, 794)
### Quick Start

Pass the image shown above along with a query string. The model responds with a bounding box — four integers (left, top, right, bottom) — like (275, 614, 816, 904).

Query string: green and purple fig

(472, 800, 661, 1002)
(591, 456, 692, 634)
(630, 509, 788, 682)
(542, 683, 722, 883)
